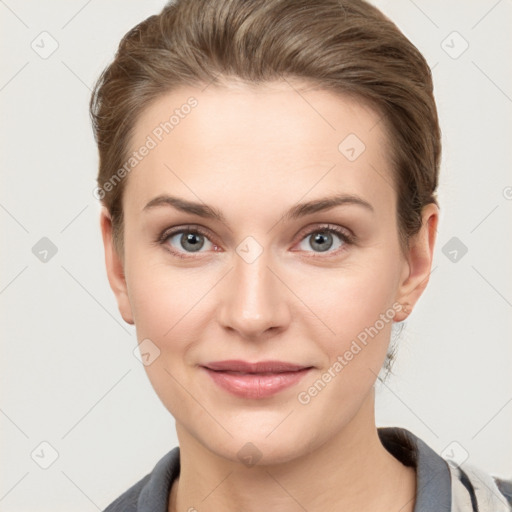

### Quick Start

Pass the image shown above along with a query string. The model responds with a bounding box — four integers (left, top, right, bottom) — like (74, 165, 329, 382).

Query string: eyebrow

(142, 193, 374, 223)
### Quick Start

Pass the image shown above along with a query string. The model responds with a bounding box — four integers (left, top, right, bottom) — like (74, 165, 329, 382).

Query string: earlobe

(99, 207, 135, 325)
(395, 203, 439, 322)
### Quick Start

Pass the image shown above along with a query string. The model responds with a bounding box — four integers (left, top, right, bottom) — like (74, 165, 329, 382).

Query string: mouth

(202, 360, 313, 373)
(200, 360, 314, 399)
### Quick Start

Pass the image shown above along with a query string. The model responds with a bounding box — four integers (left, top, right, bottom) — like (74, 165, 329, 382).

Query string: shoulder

(102, 446, 180, 512)
(448, 460, 512, 512)
(495, 477, 512, 506)
(378, 427, 512, 511)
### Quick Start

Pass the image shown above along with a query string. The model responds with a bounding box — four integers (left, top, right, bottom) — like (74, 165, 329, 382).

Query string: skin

(100, 79, 438, 512)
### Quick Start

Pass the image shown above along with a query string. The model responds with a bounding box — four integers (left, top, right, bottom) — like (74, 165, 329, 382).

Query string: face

(101, 80, 437, 465)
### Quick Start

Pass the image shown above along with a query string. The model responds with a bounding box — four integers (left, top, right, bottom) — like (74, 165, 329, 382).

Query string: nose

(216, 247, 291, 340)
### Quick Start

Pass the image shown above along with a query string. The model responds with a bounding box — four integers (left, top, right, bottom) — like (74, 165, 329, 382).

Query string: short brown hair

(90, 0, 440, 260)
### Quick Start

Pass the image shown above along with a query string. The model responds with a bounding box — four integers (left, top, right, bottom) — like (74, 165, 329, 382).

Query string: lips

(202, 360, 312, 373)
(201, 360, 313, 399)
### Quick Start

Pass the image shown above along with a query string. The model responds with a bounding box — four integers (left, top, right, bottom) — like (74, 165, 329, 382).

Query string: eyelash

(156, 224, 355, 260)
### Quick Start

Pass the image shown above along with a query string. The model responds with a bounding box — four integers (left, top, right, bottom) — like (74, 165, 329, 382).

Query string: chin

(204, 428, 312, 468)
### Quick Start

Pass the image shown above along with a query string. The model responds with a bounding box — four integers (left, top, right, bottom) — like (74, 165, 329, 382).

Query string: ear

(99, 207, 134, 325)
(394, 203, 439, 322)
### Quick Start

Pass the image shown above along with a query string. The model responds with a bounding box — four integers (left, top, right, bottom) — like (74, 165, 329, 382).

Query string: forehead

(123, 81, 394, 217)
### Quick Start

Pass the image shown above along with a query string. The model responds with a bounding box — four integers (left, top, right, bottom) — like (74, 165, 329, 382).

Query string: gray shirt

(102, 427, 512, 511)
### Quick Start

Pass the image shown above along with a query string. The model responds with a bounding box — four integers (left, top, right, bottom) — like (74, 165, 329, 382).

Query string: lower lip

(201, 367, 312, 399)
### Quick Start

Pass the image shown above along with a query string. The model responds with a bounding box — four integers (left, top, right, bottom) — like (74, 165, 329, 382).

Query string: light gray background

(1, 0, 511, 510)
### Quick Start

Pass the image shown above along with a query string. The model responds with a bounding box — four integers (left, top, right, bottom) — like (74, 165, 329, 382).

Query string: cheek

(126, 266, 213, 419)
(127, 263, 211, 344)
(294, 253, 401, 380)
(308, 263, 399, 336)
(127, 243, 401, 356)
(291, 267, 398, 423)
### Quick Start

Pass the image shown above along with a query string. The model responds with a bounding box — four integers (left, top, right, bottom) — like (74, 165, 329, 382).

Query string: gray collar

(378, 427, 452, 511)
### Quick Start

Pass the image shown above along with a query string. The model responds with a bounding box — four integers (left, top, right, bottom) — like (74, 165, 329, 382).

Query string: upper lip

(202, 360, 312, 373)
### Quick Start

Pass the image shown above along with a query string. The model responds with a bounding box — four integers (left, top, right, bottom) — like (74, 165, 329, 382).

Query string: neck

(169, 389, 416, 512)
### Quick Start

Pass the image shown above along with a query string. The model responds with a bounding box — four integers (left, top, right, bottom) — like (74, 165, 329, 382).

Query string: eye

(157, 223, 354, 259)
(158, 226, 220, 258)
(294, 225, 354, 256)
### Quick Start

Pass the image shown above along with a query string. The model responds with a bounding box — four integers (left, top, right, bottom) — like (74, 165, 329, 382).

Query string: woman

(90, 0, 512, 510)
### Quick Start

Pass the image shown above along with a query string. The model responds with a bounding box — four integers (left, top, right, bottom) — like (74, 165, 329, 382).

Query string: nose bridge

(217, 242, 289, 338)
